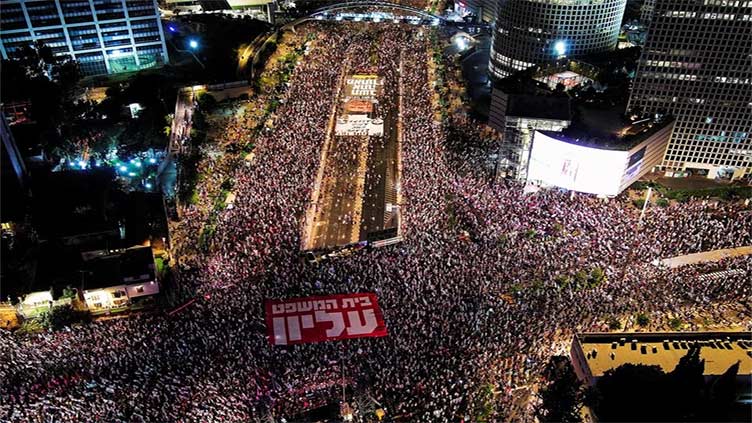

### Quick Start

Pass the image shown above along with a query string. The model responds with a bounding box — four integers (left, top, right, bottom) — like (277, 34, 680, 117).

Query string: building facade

(489, 0, 627, 79)
(489, 90, 572, 181)
(627, 0, 752, 180)
(454, 0, 498, 23)
(526, 118, 674, 196)
(0, 0, 169, 76)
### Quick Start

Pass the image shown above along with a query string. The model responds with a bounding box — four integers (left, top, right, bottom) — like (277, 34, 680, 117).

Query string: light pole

(177, 38, 205, 69)
(639, 186, 653, 223)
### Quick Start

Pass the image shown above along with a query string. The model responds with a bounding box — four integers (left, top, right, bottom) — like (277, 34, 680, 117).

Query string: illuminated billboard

(527, 132, 628, 196)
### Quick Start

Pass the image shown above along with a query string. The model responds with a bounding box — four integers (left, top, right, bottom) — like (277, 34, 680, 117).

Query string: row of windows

(0, 6, 157, 29)
(703, 0, 752, 6)
(663, 10, 749, 20)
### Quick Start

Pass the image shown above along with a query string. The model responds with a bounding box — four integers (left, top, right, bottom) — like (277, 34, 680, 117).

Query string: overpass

(310, 1, 445, 21)
(285, 1, 446, 30)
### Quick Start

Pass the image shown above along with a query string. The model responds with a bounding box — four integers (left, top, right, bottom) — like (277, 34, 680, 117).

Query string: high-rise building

(454, 0, 498, 23)
(489, 0, 627, 79)
(628, 0, 752, 180)
(0, 0, 169, 76)
(164, 0, 276, 23)
(1, 112, 29, 222)
(489, 92, 572, 181)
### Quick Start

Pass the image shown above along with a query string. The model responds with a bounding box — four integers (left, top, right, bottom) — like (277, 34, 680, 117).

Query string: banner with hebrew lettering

(265, 293, 387, 345)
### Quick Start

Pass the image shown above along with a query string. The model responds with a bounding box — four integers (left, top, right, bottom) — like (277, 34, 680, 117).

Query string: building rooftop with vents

(571, 331, 752, 386)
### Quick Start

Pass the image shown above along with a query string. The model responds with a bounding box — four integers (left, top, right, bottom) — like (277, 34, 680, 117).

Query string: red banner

(265, 293, 387, 345)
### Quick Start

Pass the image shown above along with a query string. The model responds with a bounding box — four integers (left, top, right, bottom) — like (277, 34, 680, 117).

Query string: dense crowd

(1, 23, 751, 423)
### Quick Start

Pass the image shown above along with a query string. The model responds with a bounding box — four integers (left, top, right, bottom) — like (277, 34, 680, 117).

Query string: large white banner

(335, 115, 384, 137)
(527, 132, 627, 196)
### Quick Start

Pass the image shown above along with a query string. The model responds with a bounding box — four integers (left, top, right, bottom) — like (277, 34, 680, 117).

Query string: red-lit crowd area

(1, 23, 751, 423)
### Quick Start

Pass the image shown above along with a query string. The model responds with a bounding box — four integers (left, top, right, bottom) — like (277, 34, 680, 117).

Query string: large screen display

(527, 132, 627, 196)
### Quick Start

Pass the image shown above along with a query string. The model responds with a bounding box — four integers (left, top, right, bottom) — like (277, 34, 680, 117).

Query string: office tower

(1, 112, 29, 222)
(0, 0, 169, 76)
(489, 0, 627, 79)
(455, 0, 498, 23)
(640, 0, 656, 26)
(628, 0, 752, 179)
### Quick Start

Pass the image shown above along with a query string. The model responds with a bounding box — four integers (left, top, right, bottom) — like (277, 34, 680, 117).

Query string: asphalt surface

(309, 72, 400, 250)
(310, 136, 365, 248)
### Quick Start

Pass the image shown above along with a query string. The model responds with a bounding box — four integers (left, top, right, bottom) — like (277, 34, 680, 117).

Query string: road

(657, 245, 752, 268)
(307, 66, 401, 250)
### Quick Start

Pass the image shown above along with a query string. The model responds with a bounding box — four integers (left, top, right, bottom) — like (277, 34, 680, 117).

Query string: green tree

(60, 286, 76, 299)
(536, 356, 583, 422)
(589, 267, 606, 287)
(668, 317, 682, 330)
(555, 274, 572, 290)
(636, 312, 650, 327)
(574, 270, 589, 288)
(607, 316, 622, 330)
(197, 92, 218, 112)
(44, 304, 90, 330)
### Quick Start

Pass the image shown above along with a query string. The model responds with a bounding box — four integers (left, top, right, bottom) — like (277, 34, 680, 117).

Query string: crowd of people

(1, 22, 751, 423)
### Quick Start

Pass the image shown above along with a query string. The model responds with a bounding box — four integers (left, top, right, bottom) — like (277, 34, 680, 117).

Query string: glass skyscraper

(0, 0, 169, 76)
(628, 0, 752, 179)
(489, 0, 626, 79)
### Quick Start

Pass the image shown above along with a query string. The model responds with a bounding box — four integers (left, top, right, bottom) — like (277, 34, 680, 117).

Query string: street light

(175, 38, 205, 69)
(554, 40, 567, 57)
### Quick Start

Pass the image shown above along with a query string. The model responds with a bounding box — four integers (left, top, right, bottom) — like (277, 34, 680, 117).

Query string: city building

(0, 112, 29, 223)
(526, 114, 674, 196)
(627, 0, 752, 180)
(453, 0, 497, 23)
(490, 92, 572, 181)
(163, 0, 276, 22)
(571, 331, 752, 389)
(640, 0, 656, 27)
(81, 245, 160, 313)
(489, 0, 627, 79)
(0, 0, 169, 76)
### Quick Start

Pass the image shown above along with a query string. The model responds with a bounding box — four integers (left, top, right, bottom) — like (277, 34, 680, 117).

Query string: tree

(536, 356, 584, 423)
(52, 60, 81, 95)
(197, 93, 218, 112)
(666, 347, 706, 420)
(589, 267, 606, 287)
(574, 270, 589, 289)
(44, 304, 90, 330)
(636, 312, 650, 327)
(668, 317, 682, 330)
(60, 286, 76, 299)
(607, 316, 622, 330)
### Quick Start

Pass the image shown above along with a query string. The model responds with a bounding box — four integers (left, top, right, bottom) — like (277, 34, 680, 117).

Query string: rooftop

(576, 332, 752, 378)
(505, 94, 571, 121)
(31, 169, 121, 240)
(542, 102, 674, 151)
(83, 246, 156, 290)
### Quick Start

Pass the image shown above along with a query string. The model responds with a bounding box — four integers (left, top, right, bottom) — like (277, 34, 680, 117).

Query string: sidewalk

(657, 246, 752, 268)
